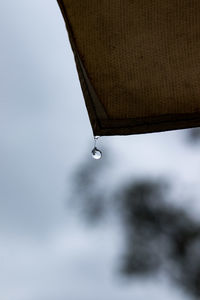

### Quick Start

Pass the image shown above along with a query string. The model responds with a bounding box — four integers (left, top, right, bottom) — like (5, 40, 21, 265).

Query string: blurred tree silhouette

(71, 154, 200, 299)
(71, 149, 110, 223)
(116, 180, 200, 298)
(186, 127, 200, 144)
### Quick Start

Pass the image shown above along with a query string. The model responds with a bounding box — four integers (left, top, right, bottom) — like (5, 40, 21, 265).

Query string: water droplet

(91, 147, 102, 160)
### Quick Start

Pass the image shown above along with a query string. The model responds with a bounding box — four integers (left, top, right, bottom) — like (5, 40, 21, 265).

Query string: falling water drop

(91, 136, 102, 159)
(91, 147, 102, 160)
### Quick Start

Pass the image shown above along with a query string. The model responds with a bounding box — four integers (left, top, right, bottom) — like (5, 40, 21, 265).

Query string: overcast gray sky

(1, 1, 200, 300)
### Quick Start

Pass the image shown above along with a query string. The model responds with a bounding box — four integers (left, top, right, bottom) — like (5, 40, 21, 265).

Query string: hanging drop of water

(91, 147, 102, 160)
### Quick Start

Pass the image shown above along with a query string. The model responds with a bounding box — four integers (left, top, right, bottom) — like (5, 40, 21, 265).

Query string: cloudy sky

(1, 1, 200, 300)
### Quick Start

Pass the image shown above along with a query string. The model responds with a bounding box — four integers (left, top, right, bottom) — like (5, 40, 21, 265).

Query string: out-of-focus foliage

(187, 127, 200, 144)
(72, 153, 200, 299)
(117, 180, 200, 298)
(70, 149, 110, 223)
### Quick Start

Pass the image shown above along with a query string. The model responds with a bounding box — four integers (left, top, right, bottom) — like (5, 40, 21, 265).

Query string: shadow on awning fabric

(57, 0, 200, 136)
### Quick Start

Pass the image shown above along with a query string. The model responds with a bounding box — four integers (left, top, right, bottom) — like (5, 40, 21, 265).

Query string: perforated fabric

(57, 0, 200, 136)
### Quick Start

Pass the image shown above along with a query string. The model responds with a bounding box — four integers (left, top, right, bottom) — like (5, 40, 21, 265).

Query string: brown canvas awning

(57, 0, 200, 136)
